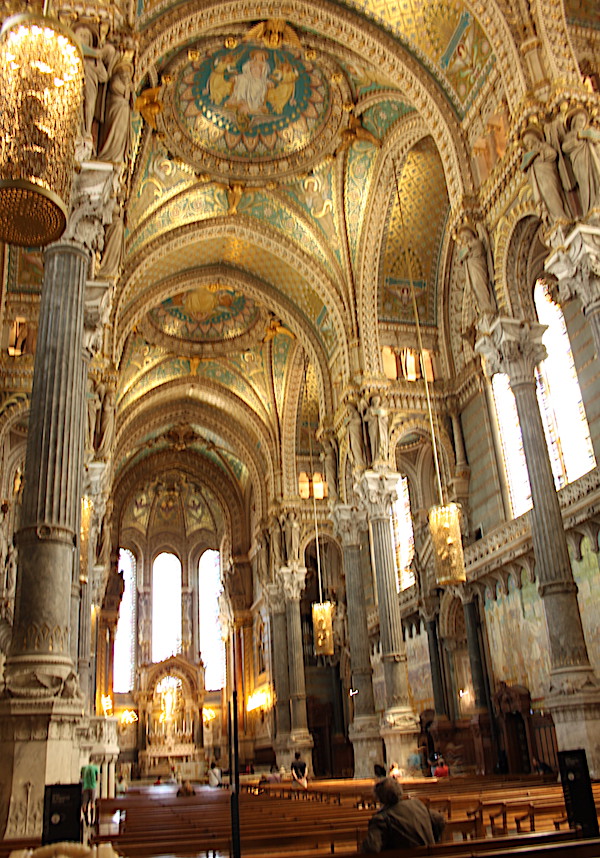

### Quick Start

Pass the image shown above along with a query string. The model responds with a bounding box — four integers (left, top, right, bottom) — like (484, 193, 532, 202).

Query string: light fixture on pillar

(393, 162, 466, 586)
(304, 360, 335, 655)
(0, 7, 83, 246)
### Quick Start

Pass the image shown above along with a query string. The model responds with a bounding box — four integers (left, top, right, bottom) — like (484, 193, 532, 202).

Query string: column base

(546, 668, 600, 778)
(348, 716, 383, 778)
(380, 707, 419, 772)
(0, 697, 86, 838)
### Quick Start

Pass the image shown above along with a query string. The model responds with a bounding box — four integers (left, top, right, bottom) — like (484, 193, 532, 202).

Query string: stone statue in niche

(521, 126, 571, 223)
(365, 394, 389, 465)
(346, 402, 366, 471)
(320, 437, 338, 501)
(75, 25, 115, 157)
(96, 206, 125, 279)
(562, 107, 600, 218)
(98, 60, 134, 163)
(96, 385, 116, 459)
(456, 223, 497, 315)
(283, 510, 301, 565)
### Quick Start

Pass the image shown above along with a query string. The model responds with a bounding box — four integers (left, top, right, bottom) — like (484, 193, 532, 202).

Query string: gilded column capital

(332, 503, 367, 547)
(475, 316, 547, 386)
(355, 469, 401, 520)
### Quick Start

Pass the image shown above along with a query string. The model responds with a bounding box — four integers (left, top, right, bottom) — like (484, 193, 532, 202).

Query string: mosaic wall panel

(565, 0, 600, 28)
(345, 141, 379, 267)
(8, 247, 44, 294)
(362, 99, 415, 139)
(484, 575, 552, 703)
(406, 624, 435, 712)
(128, 136, 196, 232)
(572, 537, 600, 676)
(283, 168, 342, 267)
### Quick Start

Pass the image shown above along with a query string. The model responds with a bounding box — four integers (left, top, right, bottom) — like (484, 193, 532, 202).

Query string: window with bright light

(390, 475, 415, 591)
(114, 549, 136, 693)
(152, 552, 182, 662)
(199, 550, 225, 690)
(492, 281, 595, 518)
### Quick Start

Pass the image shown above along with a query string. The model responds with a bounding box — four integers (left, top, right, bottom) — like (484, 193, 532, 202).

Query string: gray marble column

(476, 316, 600, 775)
(421, 597, 447, 718)
(356, 470, 418, 768)
(463, 598, 489, 711)
(333, 504, 381, 776)
(266, 583, 291, 743)
(277, 564, 313, 766)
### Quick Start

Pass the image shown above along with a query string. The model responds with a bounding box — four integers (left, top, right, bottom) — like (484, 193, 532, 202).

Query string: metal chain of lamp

(0, 7, 83, 246)
(393, 162, 466, 586)
(304, 360, 335, 656)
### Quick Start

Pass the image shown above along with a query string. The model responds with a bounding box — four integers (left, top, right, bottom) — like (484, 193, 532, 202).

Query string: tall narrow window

(152, 552, 182, 662)
(391, 475, 415, 591)
(199, 549, 225, 690)
(492, 281, 595, 518)
(114, 549, 136, 693)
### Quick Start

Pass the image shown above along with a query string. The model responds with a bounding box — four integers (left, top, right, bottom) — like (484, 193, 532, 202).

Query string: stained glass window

(199, 549, 225, 690)
(152, 552, 182, 662)
(114, 549, 136, 693)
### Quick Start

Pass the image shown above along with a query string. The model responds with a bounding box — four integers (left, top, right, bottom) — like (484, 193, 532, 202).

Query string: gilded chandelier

(0, 13, 83, 246)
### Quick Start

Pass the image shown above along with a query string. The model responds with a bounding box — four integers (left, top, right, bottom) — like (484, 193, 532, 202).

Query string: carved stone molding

(277, 564, 307, 602)
(332, 503, 366, 547)
(355, 469, 401, 520)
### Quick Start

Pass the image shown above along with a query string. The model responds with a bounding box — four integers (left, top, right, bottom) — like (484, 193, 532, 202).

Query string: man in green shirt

(81, 761, 100, 825)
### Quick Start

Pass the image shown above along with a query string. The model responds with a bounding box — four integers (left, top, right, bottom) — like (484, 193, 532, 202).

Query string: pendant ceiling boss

(0, 13, 83, 246)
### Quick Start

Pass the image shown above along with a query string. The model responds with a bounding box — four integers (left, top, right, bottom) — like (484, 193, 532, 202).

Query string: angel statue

(456, 223, 497, 316)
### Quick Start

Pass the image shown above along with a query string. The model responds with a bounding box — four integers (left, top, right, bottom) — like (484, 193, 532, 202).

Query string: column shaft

(426, 618, 447, 717)
(463, 599, 488, 709)
(286, 596, 308, 733)
(271, 608, 291, 737)
(344, 541, 376, 718)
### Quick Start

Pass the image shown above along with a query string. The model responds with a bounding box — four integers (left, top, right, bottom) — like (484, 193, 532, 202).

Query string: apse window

(114, 549, 137, 693)
(390, 474, 415, 591)
(492, 281, 595, 517)
(199, 549, 225, 690)
(153, 552, 182, 662)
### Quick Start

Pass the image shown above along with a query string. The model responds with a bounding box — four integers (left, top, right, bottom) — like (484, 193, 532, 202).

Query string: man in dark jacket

(362, 777, 445, 853)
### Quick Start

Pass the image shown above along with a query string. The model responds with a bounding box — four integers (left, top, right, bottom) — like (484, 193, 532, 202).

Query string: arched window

(199, 549, 225, 690)
(492, 281, 595, 517)
(198, 550, 225, 691)
(391, 474, 415, 591)
(152, 552, 182, 662)
(114, 548, 136, 693)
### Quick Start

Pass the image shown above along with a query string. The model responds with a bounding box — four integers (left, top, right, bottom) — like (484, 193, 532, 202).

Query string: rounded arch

(493, 204, 542, 316)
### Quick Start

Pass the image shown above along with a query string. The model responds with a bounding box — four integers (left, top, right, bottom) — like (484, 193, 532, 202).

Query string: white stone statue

(562, 108, 600, 218)
(98, 60, 133, 163)
(86, 377, 101, 453)
(5, 542, 16, 597)
(284, 511, 301, 565)
(320, 437, 338, 501)
(96, 385, 116, 459)
(346, 402, 366, 471)
(365, 395, 389, 465)
(521, 128, 571, 223)
(75, 26, 113, 151)
(457, 224, 497, 315)
(96, 207, 125, 278)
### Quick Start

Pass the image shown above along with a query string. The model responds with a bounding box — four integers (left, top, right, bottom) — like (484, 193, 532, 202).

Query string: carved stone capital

(277, 565, 307, 601)
(63, 162, 118, 255)
(545, 223, 600, 313)
(420, 595, 440, 623)
(264, 582, 285, 615)
(332, 504, 367, 547)
(475, 316, 547, 385)
(355, 469, 401, 520)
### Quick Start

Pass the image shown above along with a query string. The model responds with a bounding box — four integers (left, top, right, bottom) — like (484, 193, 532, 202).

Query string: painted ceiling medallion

(147, 285, 261, 345)
(161, 38, 346, 181)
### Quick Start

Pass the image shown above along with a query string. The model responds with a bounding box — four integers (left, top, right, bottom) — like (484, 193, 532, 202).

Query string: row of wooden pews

(85, 774, 600, 858)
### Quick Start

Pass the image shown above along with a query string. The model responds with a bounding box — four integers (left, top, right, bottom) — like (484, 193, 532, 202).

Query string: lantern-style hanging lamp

(0, 11, 83, 246)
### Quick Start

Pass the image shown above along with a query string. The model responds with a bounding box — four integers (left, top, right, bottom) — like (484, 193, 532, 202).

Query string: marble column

(0, 237, 91, 837)
(266, 582, 291, 757)
(476, 316, 600, 775)
(277, 564, 313, 768)
(333, 504, 381, 776)
(421, 597, 447, 718)
(356, 470, 418, 768)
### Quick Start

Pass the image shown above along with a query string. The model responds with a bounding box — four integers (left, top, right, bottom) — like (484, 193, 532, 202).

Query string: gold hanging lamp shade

(0, 14, 83, 246)
(312, 601, 334, 656)
(428, 502, 466, 586)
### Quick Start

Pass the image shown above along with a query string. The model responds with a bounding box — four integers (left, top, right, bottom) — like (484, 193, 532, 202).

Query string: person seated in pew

(362, 777, 445, 853)
(433, 756, 449, 778)
(532, 757, 554, 775)
(177, 780, 195, 796)
(208, 760, 223, 787)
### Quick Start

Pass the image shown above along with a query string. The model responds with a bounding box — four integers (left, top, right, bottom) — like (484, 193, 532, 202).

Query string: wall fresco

(148, 286, 260, 343)
(406, 624, 435, 712)
(572, 537, 600, 675)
